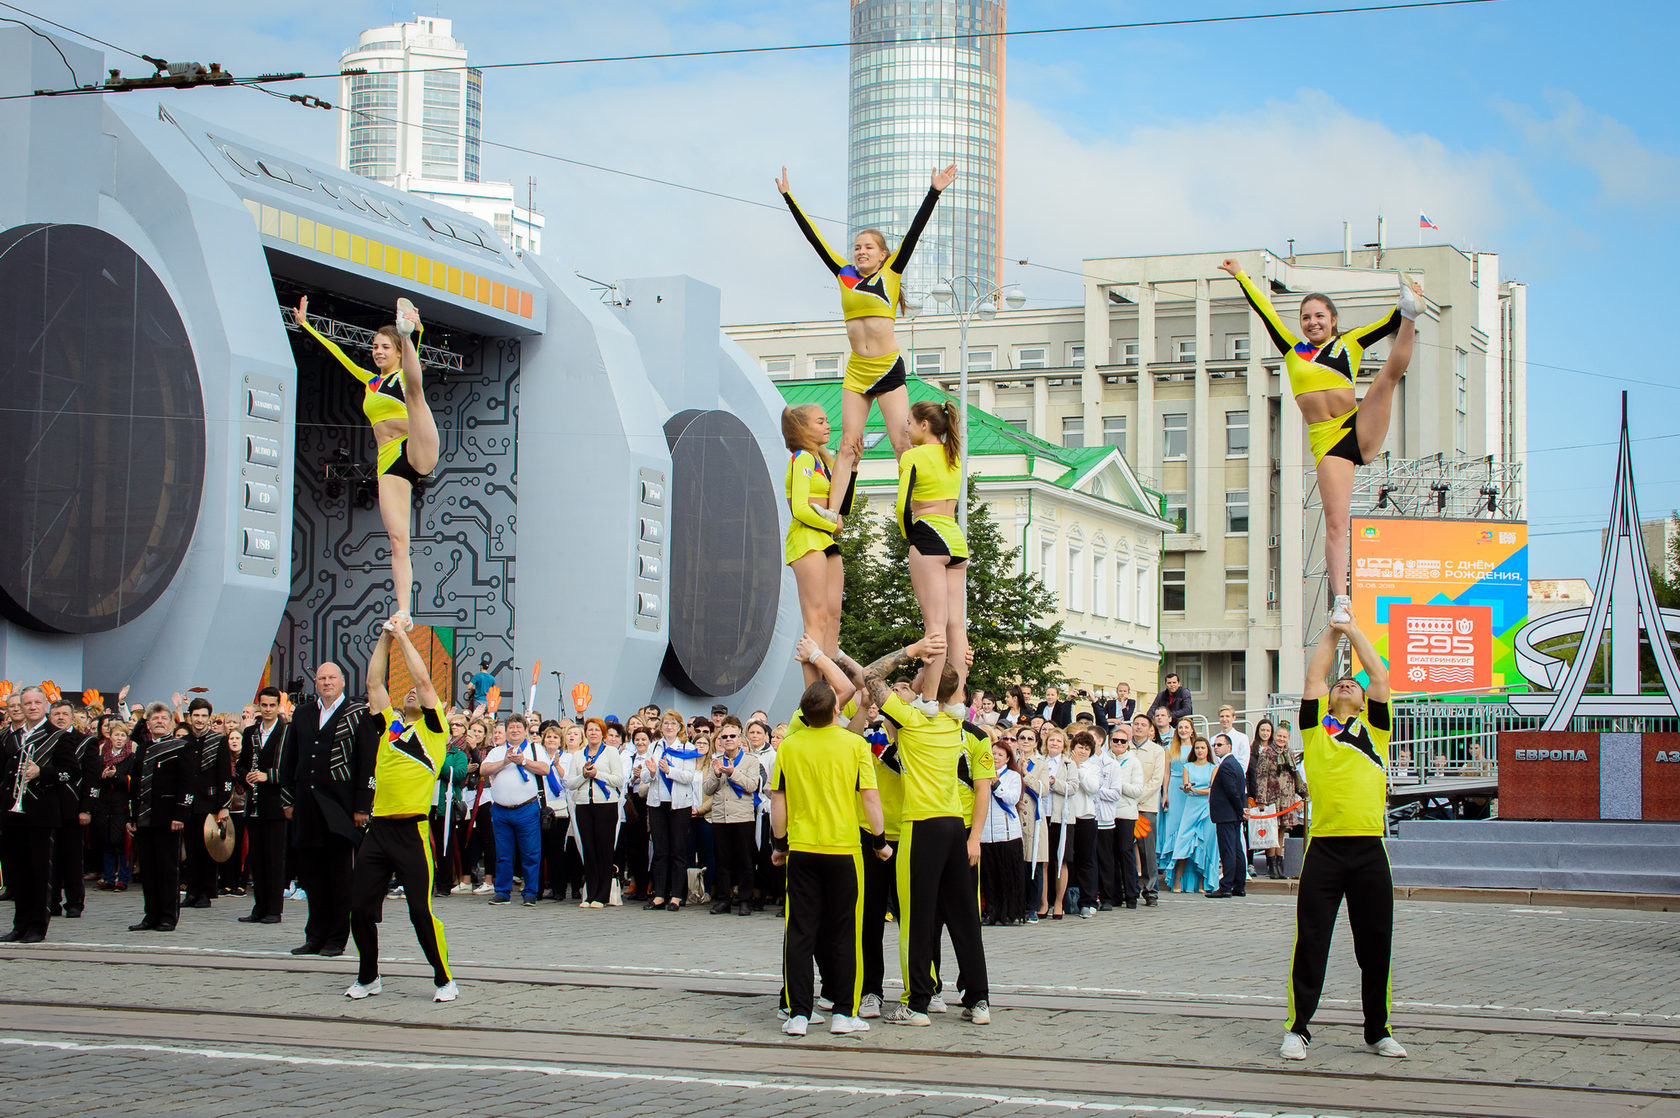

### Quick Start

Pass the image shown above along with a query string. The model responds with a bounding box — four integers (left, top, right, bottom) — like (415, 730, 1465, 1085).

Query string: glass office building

(848, 0, 1004, 299)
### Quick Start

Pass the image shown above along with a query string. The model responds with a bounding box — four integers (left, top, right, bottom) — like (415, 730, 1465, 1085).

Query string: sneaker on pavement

(488, 895, 511, 905)
(883, 1004, 931, 1027)
(1078, 906, 1097, 918)
(817, 996, 834, 1011)
(450, 882, 473, 895)
(858, 993, 883, 1019)
(345, 978, 382, 1000)
(776, 1008, 824, 1025)
(831, 1013, 869, 1034)
(781, 1015, 809, 1037)
(927, 993, 948, 1013)
(433, 980, 459, 1003)
(1280, 1032, 1308, 1060)
(961, 1000, 991, 1025)
(472, 882, 493, 895)
(1368, 1037, 1407, 1058)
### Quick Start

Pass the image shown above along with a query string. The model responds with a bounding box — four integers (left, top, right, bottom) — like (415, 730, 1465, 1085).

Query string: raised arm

(887, 165, 955, 274)
(1302, 623, 1340, 701)
(392, 624, 441, 709)
(778, 168, 848, 276)
(797, 633, 856, 710)
(1334, 618, 1390, 702)
(858, 634, 946, 709)
(293, 296, 373, 386)
(367, 622, 394, 711)
(1220, 260, 1300, 356)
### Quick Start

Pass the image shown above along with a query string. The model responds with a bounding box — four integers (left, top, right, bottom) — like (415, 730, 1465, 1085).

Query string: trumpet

(8, 736, 31, 814)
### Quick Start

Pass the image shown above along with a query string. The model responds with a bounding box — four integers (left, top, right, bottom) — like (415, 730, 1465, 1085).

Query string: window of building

(1174, 338, 1197, 362)
(1230, 335, 1250, 361)
(812, 354, 841, 377)
(1040, 538, 1056, 597)
(1092, 553, 1107, 617)
(1018, 346, 1047, 369)
(1067, 545, 1084, 612)
(1163, 413, 1188, 460)
(1225, 567, 1248, 612)
(1174, 653, 1203, 693)
(1062, 416, 1084, 449)
(1102, 415, 1126, 452)
(1455, 349, 1469, 453)
(1226, 489, 1249, 534)
(913, 350, 944, 376)
(1230, 655, 1247, 695)
(1164, 491, 1188, 534)
(967, 348, 995, 372)
(1163, 563, 1186, 612)
(1226, 411, 1249, 457)
(1068, 343, 1085, 366)
(763, 356, 792, 375)
(1114, 559, 1130, 621)
(1120, 341, 1139, 365)
(1136, 563, 1152, 620)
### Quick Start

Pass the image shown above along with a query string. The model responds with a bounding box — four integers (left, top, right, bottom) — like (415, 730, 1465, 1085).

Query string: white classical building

(729, 243, 1527, 714)
(338, 17, 543, 253)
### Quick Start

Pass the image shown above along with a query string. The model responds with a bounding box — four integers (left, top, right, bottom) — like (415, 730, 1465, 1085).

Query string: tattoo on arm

(861, 646, 916, 679)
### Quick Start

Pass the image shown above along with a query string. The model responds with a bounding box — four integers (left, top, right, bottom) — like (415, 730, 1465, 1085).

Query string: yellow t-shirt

(371, 704, 448, 818)
(880, 694, 994, 823)
(1298, 695, 1392, 837)
(773, 722, 878, 855)
(955, 719, 999, 827)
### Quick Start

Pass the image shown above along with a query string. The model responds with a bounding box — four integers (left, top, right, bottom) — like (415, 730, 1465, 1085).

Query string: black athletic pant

(3, 825, 52, 936)
(134, 825, 180, 928)
(50, 821, 84, 913)
(541, 815, 575, 898)
(1287, 836, 1394, 1044)
(647, 803, 691, 902)
(349, 816, 450, 987)
(246, 818, 287, 918)
(783, 850, 862, 1018)
(859, 834, 898, 999)
(979, 837, 1024, 923)
(899, 817, 988, 1012)
(1095, 823, 1118, 904)
(297, 837, 353, 950)
(756, 814, 782, 901)
(618, 795, 649, 895)
(575, 802, 618, 904)
(1069, 817, 1098, 908)
(182, 820, 217, 901)
(712, 820, 754, 905)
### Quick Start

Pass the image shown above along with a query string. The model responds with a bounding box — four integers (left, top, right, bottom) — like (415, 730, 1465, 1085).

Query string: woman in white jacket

(566, 717, 624, 909)
(1049, 731, 1102, 919)
(980, 741, 1025, 926)
(637, 710, 702, 912)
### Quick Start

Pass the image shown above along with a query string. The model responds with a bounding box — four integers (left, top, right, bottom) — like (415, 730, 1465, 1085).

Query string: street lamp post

(930, 277, 1026, 535)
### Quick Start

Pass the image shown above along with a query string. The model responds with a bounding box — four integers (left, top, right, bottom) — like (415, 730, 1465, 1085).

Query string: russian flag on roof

(1419, 213, 1439, 230)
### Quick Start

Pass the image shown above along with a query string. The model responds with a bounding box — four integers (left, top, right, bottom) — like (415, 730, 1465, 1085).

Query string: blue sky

(45, 0, 1680, 582)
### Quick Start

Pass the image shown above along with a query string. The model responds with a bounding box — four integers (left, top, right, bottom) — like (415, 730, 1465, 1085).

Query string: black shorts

(863, 355, 908, 398)
(1320, 413, 1365, 466)
(381, 437, 427, 485)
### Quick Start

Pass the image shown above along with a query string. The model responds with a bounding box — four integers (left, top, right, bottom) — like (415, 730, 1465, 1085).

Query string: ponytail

(910, 399, 961, 470)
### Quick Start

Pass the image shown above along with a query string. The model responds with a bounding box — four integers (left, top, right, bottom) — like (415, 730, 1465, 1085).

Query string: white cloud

(1498, 91, 1680, 207)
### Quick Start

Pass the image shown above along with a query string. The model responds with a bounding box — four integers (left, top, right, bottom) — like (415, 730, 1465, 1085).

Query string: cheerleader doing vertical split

(294, 296, 442, 625)
(782, 404, 848, 683)
(897, 400, 969, 715)
(778, 162, 958, 514)
(1219, 262, 1423, 625)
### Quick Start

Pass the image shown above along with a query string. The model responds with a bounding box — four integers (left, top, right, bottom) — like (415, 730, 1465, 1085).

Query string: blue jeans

(103, 847, 131, 886)
(492, 799, 542, 900)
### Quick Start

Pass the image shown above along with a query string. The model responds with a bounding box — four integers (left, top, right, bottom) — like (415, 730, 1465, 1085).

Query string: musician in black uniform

(237, 686, 294, 924)
(180, 698, 232, 909)
(1, 686, 73, 942)
(46, 699, 97, 919)
(282, 661, 375, 957)
(128, 703, 190, 932)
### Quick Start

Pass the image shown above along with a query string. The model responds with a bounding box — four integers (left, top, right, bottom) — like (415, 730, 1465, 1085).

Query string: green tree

(836, 479, 1065, 696)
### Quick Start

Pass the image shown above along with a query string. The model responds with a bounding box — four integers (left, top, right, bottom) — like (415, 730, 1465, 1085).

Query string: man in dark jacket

(283, 661, 375, 957)
(1145, 673, 1194, 722)
(180, 698, 232, 909)
(1, 686, 73, 941)
(128, 703, 189, 932)
(1206, 734, 1247, 898)
(237, 686, 294, 924)
(46, 698, 97, 919)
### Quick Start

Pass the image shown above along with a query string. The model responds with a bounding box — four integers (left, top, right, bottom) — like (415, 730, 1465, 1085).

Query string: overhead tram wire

(0, 0, 152, 63)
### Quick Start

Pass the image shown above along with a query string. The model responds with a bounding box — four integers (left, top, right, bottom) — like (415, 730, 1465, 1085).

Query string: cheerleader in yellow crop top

(898, 399, 969, 714)
(782, 404, 848, 685)
(778, 162, 957, 526)
(1218, 260, 1424, 627)
(293, 294, 441, 626)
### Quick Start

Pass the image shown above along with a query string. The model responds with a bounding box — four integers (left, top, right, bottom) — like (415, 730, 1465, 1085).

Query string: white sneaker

(345, 978, 382, 1000)
(1397, 273, 1422, 321)
(961, 1000, 991, 1025)
(927, 993, 947, 1013)
(433, 980, 458, 1003)
(831, 1013, 865, 1035)
(883, 1004, 930, 1027)
(911, 697, 940, 716)
(776, 1007, 824, 1025)
(858, 993, 883, 1019)
(781, 1015, 808, 1037)
(1330, 595, 1352, 625)
(1368, 1036, 1407, 1058)
(450, 882, 473, 895)
(1280, 1032, 1308, 1060)
(942, 703, 968, 720)
(471, 882, 493, 895)
(817, 996, 834, 1010)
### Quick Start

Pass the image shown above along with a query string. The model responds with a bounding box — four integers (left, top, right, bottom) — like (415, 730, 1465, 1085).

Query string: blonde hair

(781, 404, 835, 473)
(660, 709, 688, 742)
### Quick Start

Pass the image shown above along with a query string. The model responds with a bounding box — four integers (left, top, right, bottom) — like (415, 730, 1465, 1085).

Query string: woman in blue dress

(1155, 716, 1196, 872)
(1169, 736, 1220, 894)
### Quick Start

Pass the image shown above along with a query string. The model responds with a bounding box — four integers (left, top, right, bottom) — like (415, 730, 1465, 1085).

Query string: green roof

(775, 377, 1161, 517)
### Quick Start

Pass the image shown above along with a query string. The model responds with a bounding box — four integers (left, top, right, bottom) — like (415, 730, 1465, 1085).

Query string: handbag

(685, 866, 709, 906)
(608, 877, 623, 907)
(1247, 804, 1277, 849)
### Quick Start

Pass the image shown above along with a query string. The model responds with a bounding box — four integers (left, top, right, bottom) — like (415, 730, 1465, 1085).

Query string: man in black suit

(128, 703, 189, 931)
(237, 686, 293, 924)
(283, 661, 375, 957)
(1095, 682, 1136, 734)
(1146, 673, 1194, 722)
(1, 686, 72, 942)
(46, 699, 97, 919)
(180, 698, 232, 909)
(1206, 734, 1247, 898)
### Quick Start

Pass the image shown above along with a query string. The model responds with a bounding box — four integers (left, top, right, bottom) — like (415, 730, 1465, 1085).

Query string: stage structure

(0, 27, 804, 716)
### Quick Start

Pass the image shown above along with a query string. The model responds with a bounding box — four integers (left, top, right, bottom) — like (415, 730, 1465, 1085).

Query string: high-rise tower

(847, 0, 1004, 298)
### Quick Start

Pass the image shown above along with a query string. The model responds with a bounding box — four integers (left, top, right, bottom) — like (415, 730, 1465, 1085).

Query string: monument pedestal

(1497, 731, 1680, 821)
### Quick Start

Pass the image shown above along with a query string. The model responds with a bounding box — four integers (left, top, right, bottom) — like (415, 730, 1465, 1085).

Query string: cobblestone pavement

(2, 883, 1677, 1115)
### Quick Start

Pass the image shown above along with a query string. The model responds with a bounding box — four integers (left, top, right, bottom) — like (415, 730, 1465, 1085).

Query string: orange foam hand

(0, 681, 13, 702)
(1132, 816, 1153, 840)
(571, 682, 592, 714)
(485, 685, 503, 714)
(41, 680, 61, 702)
(82, 688, 102, 708)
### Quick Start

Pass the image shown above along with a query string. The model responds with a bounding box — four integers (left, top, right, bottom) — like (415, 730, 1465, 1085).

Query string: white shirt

(484, 742, 549, 808)
(1221, 727, 1251, 771)
(317, 694, 344, 730)
(980, 769, 1023, 843)
(641, 738, 701, 810)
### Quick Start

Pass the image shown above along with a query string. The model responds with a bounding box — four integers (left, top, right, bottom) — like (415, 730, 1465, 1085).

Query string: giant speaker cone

(0, 224, 206, 633)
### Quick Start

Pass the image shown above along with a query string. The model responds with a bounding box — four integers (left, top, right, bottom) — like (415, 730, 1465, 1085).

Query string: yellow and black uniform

(897, 442, 967, 563)
(785, 449, 842, 564)
(880, 693, 989, 1013)
(1230, 269, 1400, 467)
(299, 318, 430, 484)
(1286, 694, 1396, 1047)
(774, 721, 878, 1020)
(782, 186, 943, 397)
(349, 703, 452, 988)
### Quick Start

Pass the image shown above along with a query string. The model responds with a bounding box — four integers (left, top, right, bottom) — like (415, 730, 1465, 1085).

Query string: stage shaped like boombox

(0, 27, 803, 716)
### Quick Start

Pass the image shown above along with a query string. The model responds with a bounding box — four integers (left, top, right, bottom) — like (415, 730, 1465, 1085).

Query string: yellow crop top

(782, 187, 942, 322)
(1232, 269, 1400, 398)
(897, 441, 960, 529)
(785, 449, 837, 535)
(299, 318, 421, 427)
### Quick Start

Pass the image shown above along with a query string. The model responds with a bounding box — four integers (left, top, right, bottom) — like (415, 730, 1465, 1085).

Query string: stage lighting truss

(278, 304, 465, 373)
